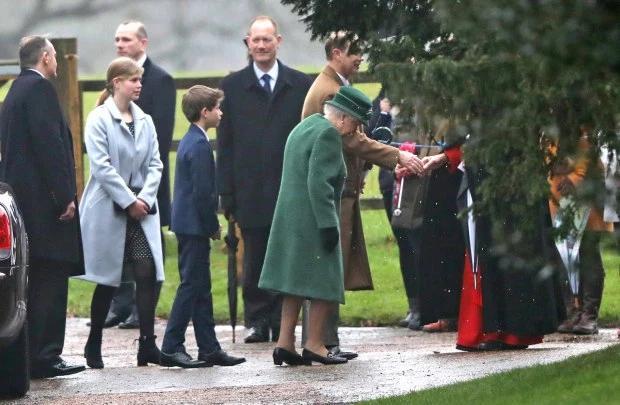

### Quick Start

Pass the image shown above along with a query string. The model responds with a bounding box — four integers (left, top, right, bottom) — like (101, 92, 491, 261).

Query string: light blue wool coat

(76, 97, 164, 287)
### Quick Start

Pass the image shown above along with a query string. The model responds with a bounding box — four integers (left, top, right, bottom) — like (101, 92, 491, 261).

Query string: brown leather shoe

(422, 319, 456, 333)
(557, 308, 582, 334)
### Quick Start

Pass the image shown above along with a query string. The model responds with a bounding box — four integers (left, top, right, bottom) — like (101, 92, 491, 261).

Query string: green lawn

(364, 343, 620, 405)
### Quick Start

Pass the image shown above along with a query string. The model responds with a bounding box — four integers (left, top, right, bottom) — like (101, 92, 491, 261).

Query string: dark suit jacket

(216, 61, 312, 228)
(136, 57, 176, 226)
(0, 69, 83, 272)
(170, 124, 219, 237)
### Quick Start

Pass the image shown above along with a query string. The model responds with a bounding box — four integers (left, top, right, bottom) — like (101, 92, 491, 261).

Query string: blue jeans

(162, 234, 220, 355)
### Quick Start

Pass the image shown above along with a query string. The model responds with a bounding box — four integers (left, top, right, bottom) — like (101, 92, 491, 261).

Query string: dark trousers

(27, 259, 70, 368)
(382, 189, 418, 300)
(162, 234, 221, 355)
(569, 231, 605, 319)
(241, 226, 281, 329)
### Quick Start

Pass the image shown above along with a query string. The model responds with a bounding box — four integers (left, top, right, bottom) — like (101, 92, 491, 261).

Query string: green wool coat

(259, 113, 347, 303)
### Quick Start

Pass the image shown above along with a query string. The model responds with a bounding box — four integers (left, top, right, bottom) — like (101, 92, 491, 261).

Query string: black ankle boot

(137, 335, 161, 366)
(84, 333, 104, 369)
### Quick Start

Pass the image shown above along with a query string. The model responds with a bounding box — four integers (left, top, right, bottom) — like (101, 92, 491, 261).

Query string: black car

(0, 182, 29, 397)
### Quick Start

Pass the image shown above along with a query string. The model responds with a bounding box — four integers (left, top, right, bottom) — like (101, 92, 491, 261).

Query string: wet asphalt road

(4, 318, 619, 404)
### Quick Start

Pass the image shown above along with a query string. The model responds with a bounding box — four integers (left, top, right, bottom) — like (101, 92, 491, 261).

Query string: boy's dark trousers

(161, 234, 221, 356)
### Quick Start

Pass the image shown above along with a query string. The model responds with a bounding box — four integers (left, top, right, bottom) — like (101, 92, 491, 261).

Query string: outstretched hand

(421, 153, 448, 174)
(397, 151, 424, 176)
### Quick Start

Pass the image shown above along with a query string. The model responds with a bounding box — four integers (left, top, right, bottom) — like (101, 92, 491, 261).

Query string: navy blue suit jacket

(170, 124, 219, 237)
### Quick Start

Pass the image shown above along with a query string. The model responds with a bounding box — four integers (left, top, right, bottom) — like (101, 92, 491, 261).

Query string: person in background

(550, 130, 614, 335)
(101, 20, 176, 330)
(0, 35, 85, 378)
(421, 143, 565, 351)
(160, 85, 245, 368)
(78, 57, 164, 369)
(373, 94, 421, 330)
(217, 16, 312, 343)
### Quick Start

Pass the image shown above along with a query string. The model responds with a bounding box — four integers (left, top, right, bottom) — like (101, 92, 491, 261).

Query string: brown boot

(557, 307, 582, 334)
(573, 314, 599, 335)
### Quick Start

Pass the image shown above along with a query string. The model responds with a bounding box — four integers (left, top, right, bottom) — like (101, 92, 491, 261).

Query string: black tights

(89, 259, 157, 339)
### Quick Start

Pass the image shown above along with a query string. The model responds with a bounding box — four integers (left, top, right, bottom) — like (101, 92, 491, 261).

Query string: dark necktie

(261, 73, 272, 96)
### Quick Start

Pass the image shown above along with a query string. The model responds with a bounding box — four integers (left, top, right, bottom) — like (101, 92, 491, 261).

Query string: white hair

(323, 103, 348, 121)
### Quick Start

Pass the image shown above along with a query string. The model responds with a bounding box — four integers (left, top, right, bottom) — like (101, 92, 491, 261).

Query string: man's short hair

(182, 85, 224, 122)
(247, 15, 279, 36)
(118, 20, 148, 39)
(18, 35, 51, 69)
(325, 31, 362, 60)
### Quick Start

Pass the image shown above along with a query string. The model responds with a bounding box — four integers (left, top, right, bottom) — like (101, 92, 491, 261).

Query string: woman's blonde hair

(96, 56, 144, 106)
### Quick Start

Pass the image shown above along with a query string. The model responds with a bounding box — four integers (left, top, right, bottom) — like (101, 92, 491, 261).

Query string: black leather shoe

(327, 345, 358, 360)
(31, 360, 86, 379)
(161, 351, 206, 368)
(118, 313, 139, 329)
(198, 350, 246, 367)
(477, 341, 528, 351)
(103, 313, 126, 328)
(398, 312, 412, 327)
(244, 326, 269, 343)
(456, 344, 484, 352)
(302, 348, 348, 365)
(273, 347, 311, 366)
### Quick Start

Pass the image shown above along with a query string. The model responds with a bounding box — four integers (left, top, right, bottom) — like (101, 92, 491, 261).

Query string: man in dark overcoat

(0, 36, 85, 378)
(105, 20, 177, 329)
(216, 16, 313, 343)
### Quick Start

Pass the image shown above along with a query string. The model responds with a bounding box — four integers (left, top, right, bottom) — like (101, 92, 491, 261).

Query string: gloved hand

(320, 227, 339, 252)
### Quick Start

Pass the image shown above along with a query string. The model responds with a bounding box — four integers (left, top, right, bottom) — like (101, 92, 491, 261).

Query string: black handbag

(113, 187, 157, 215)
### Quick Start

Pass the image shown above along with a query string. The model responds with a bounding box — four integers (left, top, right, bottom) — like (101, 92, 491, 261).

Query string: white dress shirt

(253, 61, 278, 92)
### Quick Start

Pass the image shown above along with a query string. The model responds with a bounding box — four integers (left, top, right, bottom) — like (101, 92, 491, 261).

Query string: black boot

(84, 332, 104, 369)
(398, 311, 412, 328)
(137, 335, 161, 366)
(407, 298, 422, 330)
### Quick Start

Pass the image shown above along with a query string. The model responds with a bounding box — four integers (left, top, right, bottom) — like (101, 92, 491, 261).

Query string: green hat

(325, 86, 372, 125)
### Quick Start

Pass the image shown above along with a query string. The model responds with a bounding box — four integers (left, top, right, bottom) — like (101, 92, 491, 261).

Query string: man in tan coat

(300, 32, 424, 358)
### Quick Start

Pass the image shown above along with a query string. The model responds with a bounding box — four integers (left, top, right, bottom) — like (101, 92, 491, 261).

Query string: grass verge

(363, 343, 620, 405)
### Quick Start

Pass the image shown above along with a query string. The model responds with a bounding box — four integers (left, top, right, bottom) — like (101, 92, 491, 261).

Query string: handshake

(395, 151, 448, 178)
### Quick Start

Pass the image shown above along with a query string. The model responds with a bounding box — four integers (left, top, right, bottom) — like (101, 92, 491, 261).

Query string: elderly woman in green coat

(259, 86, 373, 366)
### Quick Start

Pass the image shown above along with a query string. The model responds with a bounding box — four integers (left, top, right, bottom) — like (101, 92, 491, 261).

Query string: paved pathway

(6, 318, 619, 404)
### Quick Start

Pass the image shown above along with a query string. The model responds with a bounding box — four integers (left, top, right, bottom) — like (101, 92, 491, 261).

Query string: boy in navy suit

(160, 86, 245, 368)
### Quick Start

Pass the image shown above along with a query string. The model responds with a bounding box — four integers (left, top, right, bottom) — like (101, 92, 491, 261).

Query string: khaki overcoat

(301, 65, 399, 290)
(259, 114, 346, 303)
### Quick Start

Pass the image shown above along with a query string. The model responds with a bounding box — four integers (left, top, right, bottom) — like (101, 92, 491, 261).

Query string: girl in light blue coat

(77, 57, 163, 369)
